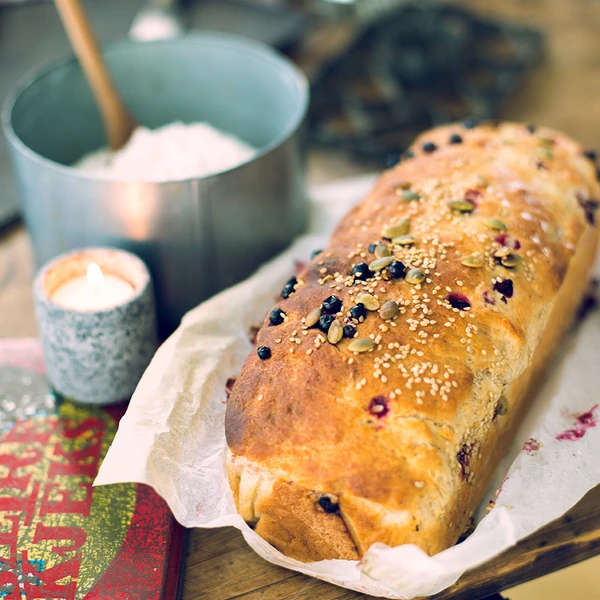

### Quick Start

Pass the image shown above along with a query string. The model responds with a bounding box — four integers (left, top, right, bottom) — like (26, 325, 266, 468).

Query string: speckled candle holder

(34, 248, 157, 405)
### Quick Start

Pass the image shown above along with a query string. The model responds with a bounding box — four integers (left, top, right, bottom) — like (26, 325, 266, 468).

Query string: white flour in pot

(73, 122, 257, 181)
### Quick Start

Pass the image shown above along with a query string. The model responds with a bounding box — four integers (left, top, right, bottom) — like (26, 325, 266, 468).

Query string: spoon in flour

(54, 0, 137, 150)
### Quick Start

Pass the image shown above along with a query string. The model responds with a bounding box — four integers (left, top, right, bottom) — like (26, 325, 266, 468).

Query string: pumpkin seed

(448, 200, 475, 213)
(374, 242, 391, 258)
(327, 319, 343, 344)
(304, 307, 321, 327)
(461, 255, 485, 268)
(369, 256, 394, 271)
(392, 234, 416, 246)
(348, 338, 375, 353)
(493, 246, 512, 258)
(356, 293, 380, 311)
(483, 218, 507, 232)
(401, 190, 421, 202)
(495, 395, 509, 416)
(501, 253, 523, 267)
(379, 300, 399, 320)
(405, 268, 425, 285)
(381, 219, 410, 239)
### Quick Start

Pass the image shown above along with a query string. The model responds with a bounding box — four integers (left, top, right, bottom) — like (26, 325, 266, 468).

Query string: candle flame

(87, 263, 104, 287)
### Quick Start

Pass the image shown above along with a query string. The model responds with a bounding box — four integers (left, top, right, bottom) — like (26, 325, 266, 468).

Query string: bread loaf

(225, 122, 600, 562)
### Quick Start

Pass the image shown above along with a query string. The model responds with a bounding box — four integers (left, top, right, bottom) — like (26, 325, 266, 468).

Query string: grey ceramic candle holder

(34, 247, 157, 405)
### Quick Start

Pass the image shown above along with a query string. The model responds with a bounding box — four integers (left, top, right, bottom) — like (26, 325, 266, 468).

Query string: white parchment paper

(96, 175, 600, 598)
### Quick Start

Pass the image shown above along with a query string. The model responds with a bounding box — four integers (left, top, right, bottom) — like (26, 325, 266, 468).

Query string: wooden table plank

(182, 528, 371, 600)
(433, 486, 600, 599)
(184, 485, 600, 600)
(183, 528, 297, 600)
(229, 578, 375, 600)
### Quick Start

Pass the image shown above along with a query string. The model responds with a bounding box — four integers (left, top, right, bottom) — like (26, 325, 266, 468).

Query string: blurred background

(1, 0, 599, 228)
(1, 0, 600, 598)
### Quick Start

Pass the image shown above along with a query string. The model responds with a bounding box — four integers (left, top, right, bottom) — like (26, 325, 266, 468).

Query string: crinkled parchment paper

(96, 175, 600, 598)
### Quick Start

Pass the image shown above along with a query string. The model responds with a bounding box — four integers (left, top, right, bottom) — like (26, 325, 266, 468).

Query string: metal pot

(3, 33, 309, 335)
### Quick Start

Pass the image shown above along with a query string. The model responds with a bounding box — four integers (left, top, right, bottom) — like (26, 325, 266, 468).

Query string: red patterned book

(0, 339, 185, 599)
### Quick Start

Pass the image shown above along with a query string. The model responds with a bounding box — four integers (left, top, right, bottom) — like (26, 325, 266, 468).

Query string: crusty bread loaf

(225, 122, 600, 562)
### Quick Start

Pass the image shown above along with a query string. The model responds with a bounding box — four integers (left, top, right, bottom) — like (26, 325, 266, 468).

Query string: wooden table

(184, 486, 600, 599)
(1, 0, 600, 598)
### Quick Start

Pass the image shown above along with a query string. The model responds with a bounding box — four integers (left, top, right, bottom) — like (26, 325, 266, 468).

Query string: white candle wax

(52, 263, 135, 311)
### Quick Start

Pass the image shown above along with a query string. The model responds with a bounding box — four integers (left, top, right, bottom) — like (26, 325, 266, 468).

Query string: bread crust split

(225, 122, 600, 562)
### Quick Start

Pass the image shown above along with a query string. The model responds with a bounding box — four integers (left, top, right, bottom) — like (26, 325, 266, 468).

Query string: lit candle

(34, 248, 157, 405)
(52, 263, 134, 311)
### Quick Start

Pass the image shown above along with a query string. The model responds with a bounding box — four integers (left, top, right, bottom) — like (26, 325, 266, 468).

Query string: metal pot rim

(1, 32, 309, 185)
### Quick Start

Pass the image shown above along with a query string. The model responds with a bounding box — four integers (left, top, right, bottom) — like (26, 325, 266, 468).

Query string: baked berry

(527, 124, 537, 134)
(257, 346, 271, 360)
(449, 133, 463, 144)
(368, 396, 390, 418)
(584, 199, 599, 225)
(385, 152, 402, 168)
(495, 233, 521, 250)
(343, 324, 357, 338)
(462, 117, 478, 129)
(352, 262, 373, 280)
(483, 291, 496, 305)
(318, 314, 334, 332)
(349, 303, 367, 321)
(446, 292, 471, 311)
(225, 377, 237, 399)
(281, 276, 297, 299)
(422, 141, 437, 153)
(322, 295, 342, 314)
(493, 279, 514, 298)
(368, 243, 377, 254)
(457, 444, 472, 480)
(583, 149, 597, 161)
(464, 188, 481, 206)
(318, 496, 339, 514)
(388, 260, 407, 279)
(269, 308, 285, 326)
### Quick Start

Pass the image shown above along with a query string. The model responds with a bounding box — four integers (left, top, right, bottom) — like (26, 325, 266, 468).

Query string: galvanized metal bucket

(3, 33, 309, 335)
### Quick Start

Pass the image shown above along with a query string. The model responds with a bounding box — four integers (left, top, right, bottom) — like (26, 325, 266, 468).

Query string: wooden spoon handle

(54, 0, 136, 150)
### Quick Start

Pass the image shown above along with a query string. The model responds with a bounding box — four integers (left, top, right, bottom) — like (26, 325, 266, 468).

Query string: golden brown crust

(225, 122, 600, 562)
